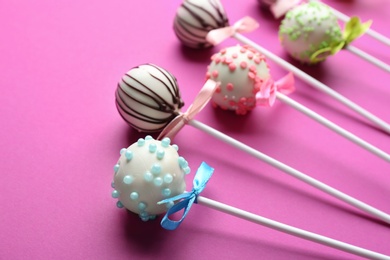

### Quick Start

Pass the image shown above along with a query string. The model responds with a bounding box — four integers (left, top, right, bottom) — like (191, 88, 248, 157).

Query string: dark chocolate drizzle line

(183, 0, 229, 29)
(115, 64, 184, 132)
(115, 87, 176, 132)
(148, 64, 183, 108)
(174, 19, 207, 47)
(209, 0, 229, 26)
(116, 86, 170, 121)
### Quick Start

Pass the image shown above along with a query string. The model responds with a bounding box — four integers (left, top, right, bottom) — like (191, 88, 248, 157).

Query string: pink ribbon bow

(270, 0, 302, 19)
(256, 72, 295, 107)
(206, 16, 259, 46)
(158, 80, 218, 140)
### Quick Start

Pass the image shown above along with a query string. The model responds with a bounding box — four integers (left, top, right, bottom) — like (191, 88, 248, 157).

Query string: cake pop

(174, 0, 229, 48)
(206, 45, 295, 115)
(115, 63, 390, 224)
(173, 0, 390, 132)
(109, 138, 390, 259)
(111, 135, 190, 221)
(115, 64, 184, 133)
(279, 2, 342, 63)
(278, 2, 390, 71)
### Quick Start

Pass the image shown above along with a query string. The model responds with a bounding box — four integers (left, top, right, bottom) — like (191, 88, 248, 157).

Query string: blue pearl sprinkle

(140, 216, 149, 222)
(178, 157, 188, 168)
(111, 181, 115, 188)
(137, 138, 145, 147)
(114, 164, 120, 173)
(123, 175, 133, 184)
(183, 166, 191, 175)
(153, 177, 163, 186)
(151, 164, 161, 175)
(145, 135, 153, 141)
(138, 202, 147, 211)
(112, 190, 120, 198)
(130, 192, 139, 200)
(161, 137, 171, 147)
(144, 171, 153, 182)
(163, 174, 173, 184)
(140, 211, 149, 218)
(156, 149, 165, 160)
(120, 148, 126, 155)
(125, 150, 133, 160)
(162, 188, 171, 197)
(149, 143, 157, 153)
(116, 201, 124, 208)
(166, 201, 174, 209)
(172, 144, 179, 151)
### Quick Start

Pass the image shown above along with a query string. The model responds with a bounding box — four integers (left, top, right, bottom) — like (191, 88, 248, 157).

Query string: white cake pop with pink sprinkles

(206, 45, 270, 115)
(111, 135, 190, 221)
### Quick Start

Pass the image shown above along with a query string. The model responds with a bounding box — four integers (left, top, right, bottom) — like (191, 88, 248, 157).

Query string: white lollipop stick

(188, 119, 390, 224)
(346, 45, 390, 73)
(312, 0, 390, 47)
(276, 92, 390, 162)
(233, 33, 390, 134)
(196, 195, 390, 260)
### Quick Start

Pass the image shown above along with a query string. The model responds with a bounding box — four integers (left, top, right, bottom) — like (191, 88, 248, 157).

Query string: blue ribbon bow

(158, 162, 214, 230)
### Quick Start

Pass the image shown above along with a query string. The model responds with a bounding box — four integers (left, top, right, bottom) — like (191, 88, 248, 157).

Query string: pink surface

(1, 0, 389, 259)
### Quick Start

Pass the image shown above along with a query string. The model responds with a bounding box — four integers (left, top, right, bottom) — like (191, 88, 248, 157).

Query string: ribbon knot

(158, 80, 218, 140)
(256, 72, 295, 107)
(159, 162, 214, 230)
(310, 16, 372, 63)
(206, 16, 259, 46)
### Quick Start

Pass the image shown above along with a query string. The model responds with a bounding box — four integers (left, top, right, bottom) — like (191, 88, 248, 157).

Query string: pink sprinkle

(239, 97, 247, 103)
(215, 57, 221, 64)
(229, 63, 236, 71)
(249, 65, 257, 72)
(223, 95, 228, 101)
(255, 76, 261, 83)
(240, 47, 246, 53)
(212, 70, 219, 78)
(205, 72, 211, 80)
(252, 84, 261, 94)
(215, 85, 221, 93)
(220, 48, 227, 54)
(225, 57, 233, 64)
(220, 56, 226, 63)
(211, 101, 218, 108)
(211, 54, 217, 61)
(240, 61, 247, 69)
(226, 83, 234, 91)
(254, 57, 261, 64)
(232, 53, 238, 59)
(247, 97, 255, 104)
(248, 72, 255, 80)
(247, 52, 254, 59)
(229, 100, 236, 106)
(236, 108, 247, 115)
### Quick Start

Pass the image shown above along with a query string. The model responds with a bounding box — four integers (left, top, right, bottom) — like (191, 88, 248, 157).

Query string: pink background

(1, 0, 389, 259)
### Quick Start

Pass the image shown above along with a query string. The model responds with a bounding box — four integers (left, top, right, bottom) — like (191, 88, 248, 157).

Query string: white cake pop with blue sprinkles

(111, 136, 190, 221)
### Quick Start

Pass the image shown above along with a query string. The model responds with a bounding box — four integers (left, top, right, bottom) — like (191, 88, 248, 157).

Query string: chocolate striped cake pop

(206, 45, 271, 115)
(115, 64, 184, 132)
(279, 2, 342, 63)
(111, 136, 190, 221)
(174, 0, 229, 48)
